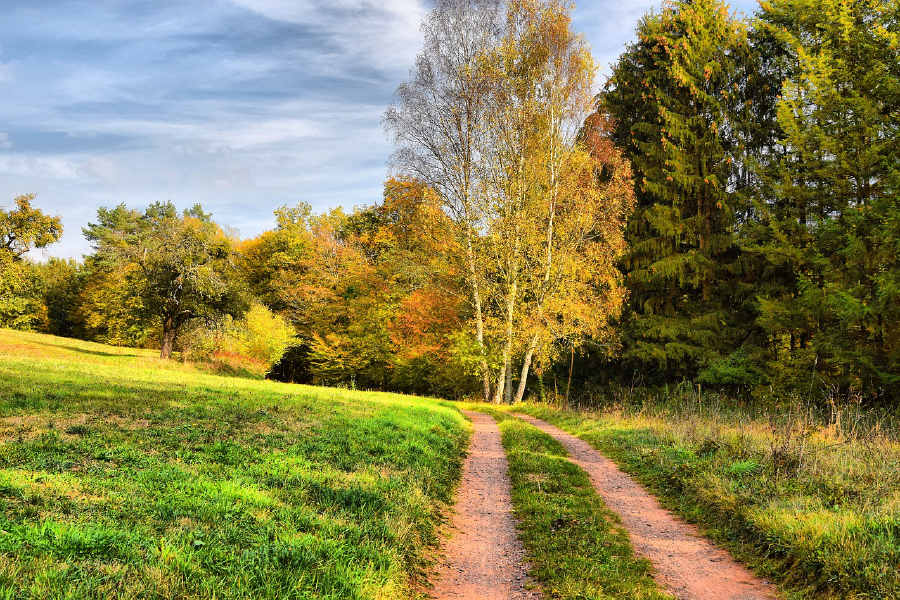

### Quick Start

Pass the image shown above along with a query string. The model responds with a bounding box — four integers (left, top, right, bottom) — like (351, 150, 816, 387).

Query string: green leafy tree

(0, 194, 63, 259)
(36, 257, 84, 337)
(72, 257, 154, 347)
(84, 202, 249, 358)
(0, 194, 63, 330)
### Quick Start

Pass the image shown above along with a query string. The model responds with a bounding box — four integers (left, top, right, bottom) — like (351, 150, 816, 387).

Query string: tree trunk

(160, 314, 177, 359)
(493, 363, 507, 404)
(160, 312, 189, 360)
(565, 345, 574, 405)
(493, 279, 518, 404)
(466, 236, 492, 404)
(513, 333, 539, 403)
(504, 360, 513, 404)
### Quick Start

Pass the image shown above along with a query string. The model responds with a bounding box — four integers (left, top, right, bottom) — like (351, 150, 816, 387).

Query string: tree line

(2, 0, 899, 404)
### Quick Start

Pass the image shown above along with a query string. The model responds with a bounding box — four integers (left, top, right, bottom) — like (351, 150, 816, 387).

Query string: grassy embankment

(0, 329, 468, 599)
(511, 395, 900, 599)
(465, 404, 671, 600)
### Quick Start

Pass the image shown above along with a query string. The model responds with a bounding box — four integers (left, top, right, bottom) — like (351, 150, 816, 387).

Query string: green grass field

(511, 400, 900, 599)
(10, 327, 897, 599)
(0, 329, 469, 599)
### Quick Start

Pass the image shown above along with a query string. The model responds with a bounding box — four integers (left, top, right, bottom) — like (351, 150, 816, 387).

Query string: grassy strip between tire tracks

(0, 329, 470, 599)
(466, 405, 671, 600)
(510, 402, 900, 600)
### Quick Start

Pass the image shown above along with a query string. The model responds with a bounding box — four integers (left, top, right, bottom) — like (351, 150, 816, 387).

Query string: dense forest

(2, 0, 899, 405)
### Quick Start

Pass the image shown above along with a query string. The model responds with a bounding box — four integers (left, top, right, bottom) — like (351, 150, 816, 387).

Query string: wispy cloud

(228, 0, 426, 73)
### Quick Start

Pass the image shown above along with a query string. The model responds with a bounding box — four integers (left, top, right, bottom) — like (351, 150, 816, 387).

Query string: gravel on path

(513, 412, 778, 600)
(430, 411, 541, 600)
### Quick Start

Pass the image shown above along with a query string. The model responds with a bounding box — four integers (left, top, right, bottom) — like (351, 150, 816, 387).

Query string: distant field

(0, 329, 468, 599)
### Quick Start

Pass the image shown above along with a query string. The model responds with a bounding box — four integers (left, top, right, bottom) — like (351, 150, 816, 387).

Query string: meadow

(5, 327, 899, 599)
(0, 329, 468, 599)
(511, 394, 900, 599)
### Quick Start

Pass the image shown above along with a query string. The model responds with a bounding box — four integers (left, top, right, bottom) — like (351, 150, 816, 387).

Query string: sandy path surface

(430, 411, 541, 600)
(513, 413, 778, 600)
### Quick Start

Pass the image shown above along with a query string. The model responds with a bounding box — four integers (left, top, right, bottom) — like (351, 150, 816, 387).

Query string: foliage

(385, 0, 504, 402)
(4, 1, 900, 405)
(586, 0, 900, 404)
(602, 0, 753, 383)
(0, 194, 63, 259)
(182, 304, 297, 378)
(0, 195, 62, 331)
(242, 178, 475, 396)
(84, 202, 249, 359)
(71, 258, 156, 348)
(34, 258, 83, 338)
(747, 0, 900, 396)
(0, 256, 46, 332)
(388, 0, 634, 403)
(0, 328, 468, 599)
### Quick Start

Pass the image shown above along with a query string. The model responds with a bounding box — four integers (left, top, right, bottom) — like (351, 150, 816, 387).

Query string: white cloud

(77, 157, 124, 183)
(0, 61, 14, 82)
(0, 156, 76, 179)
(228, 0, 427, 74)
(0, 133, 11, 149)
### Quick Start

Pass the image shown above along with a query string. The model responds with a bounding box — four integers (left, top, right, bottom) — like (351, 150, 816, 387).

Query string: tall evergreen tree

(754, 0, 900, 396)
(602, 0, 752, 384)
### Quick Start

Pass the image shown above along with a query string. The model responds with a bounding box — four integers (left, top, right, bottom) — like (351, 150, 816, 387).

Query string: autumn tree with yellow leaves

(388, 0, 634, 402)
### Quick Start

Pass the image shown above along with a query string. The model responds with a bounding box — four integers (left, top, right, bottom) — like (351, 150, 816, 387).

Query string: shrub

(183, 304, 296, 378)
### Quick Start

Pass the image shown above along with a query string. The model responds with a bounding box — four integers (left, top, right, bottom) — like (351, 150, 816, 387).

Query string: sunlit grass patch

(0, 328, 468, 599)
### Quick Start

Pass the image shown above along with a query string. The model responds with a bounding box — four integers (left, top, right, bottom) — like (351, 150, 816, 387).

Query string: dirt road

(430, 411, 540, 600)
(513, 412, 778, 600)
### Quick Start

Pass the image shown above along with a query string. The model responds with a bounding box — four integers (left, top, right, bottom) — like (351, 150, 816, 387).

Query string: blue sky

(0, 0, 759, 260)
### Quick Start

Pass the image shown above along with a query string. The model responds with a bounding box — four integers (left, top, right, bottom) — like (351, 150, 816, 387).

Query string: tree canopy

(6, 0, 900, 404)
(0, 195, 63, 330)
(84, 202, 249, 359)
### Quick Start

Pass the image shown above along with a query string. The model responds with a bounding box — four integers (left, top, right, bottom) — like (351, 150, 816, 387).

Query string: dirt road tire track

(430, 411, 541, 600)
(512, 412, 778, 600)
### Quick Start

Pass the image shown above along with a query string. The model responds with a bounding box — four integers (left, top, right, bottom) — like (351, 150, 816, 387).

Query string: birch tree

(388, 0, 634, 402)
(384, 0, 503, 402)
(481, 0, 631, 402)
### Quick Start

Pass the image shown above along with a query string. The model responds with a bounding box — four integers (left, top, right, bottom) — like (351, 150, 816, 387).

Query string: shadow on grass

(31, 340, 146, 359)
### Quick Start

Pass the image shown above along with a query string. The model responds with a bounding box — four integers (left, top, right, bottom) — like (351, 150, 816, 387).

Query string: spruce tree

(754, 0, 900, 396)
(602, 0, 752, 384)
